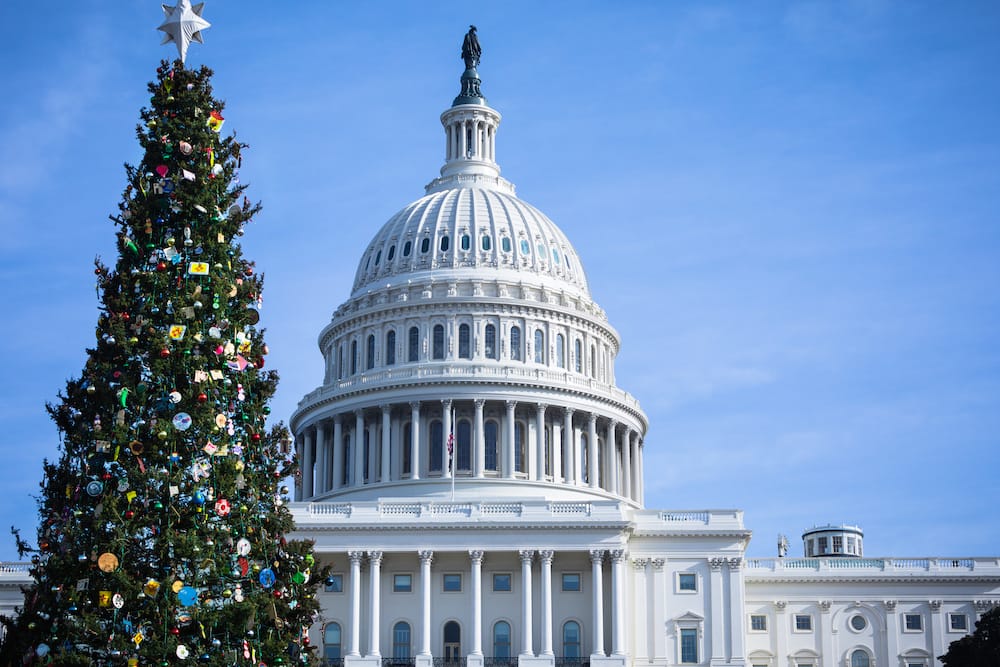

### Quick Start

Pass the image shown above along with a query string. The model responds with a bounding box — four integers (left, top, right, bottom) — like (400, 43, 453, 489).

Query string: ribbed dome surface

(351, 186, 590, 299)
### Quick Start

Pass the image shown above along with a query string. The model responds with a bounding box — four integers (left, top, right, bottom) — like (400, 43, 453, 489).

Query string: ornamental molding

(709, 558, 726, 571)
(537, 550, 554, 562)
(819, 600, 832, 612)
(974, 599, 998, 611)
(774, 601, 787, 611)
(468, 550, 484, 563)
(883, 600, 897, 611)
(650, 558, 665, 571)
(518, 549, 535, 563)
(589, 549, 606, 563)
(929, 599, 942, 611)
(727, 557, 743, 570)
(745, 574, 1000, 585)
(632, 558, 649, 571)
(418, 550, 434, 564)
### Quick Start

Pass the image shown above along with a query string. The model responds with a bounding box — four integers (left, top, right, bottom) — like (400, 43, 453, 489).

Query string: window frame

(749, 614, 768, 633)
(393, 573, 413, 593)
(948, 612, 968, 633)
(385, 330, 396, 366)
(432, 324, 445, 360)
(561, 572, 581, 592)
(676, 572, 698, 593)
(408, 326, 420, 362)
(492, 573, 512, 592)
(680, 627, 698, 664)
(793, 614, 813, 633)
(903, 613, 923, 632)
(442, 573, 462, 593)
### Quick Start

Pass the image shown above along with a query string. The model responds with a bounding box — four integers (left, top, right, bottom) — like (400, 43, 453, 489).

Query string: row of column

(341, 549, 629, 659)
(296, 400, 644, 502)
(446, 117, 496, 162)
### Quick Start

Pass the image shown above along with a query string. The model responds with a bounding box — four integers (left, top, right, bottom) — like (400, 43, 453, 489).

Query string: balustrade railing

(484, 658, 518, 667)
(382, 658, 415, 667)
(554, 658, 587, 667)
(432, 659, 466, 667)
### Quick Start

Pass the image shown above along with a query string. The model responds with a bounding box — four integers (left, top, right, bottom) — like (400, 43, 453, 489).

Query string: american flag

(447, 432, 454, 457)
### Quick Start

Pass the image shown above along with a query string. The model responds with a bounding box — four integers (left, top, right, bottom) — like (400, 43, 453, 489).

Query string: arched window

(403, 240, 412, 257)
(337, 344, 344, 379)
(562, 621, 581, 660)
(850, 650, 870, 667)
(534, 330, 545, 364)
(485, 324, 497, 359)
(367, 334, 376, 370)
(385, 330, 396, 366)
(510, 326, 522, 361)
(457, 420, 472, 472)
(443, 621, 461, 662)
(430, 420, 443, 472)
(574, 339, 582, 373)
(440, 235, 450, 252)
(402, 423, 412, 476)
(481, 235, 492, 251)
(342, 435, 351, 485)
(393, 622, 411, 659)
(556, 334, 565, 369)
(461, 234, 470, 251)
(363, 429, 370, 482)
(433, 325, 445, 360)
(420, 237, 430, 253)
(458, 324, 471, 359)
(387, 244, 396, 261)
(408, 326, 420, 362)
(493, 621, 511, 659)
(324, 622, 343, 661)
(581, 434, 589, 484)
(514, 422, 526, 473)
(590, 345, 596, 378)
(350, 340, 358, 374)
(484, 420, 499, 472)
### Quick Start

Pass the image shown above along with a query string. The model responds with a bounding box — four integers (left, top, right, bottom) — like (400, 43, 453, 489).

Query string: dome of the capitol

(291, 43, 647, 506)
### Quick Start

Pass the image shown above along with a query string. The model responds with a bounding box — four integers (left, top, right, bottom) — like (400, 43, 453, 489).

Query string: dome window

(374, 250, 382, 266)
(481, 235, 492, 251)
(552, 248, 560, 264)
(365, 256, 371, 271)
(440, 235, 450, 252)
(501, 237, 512, 253)
(537, 243, 546, 256)
(387, 245, 396, 261)
(458, 324, 471, 359)
(510, 326, 522, 361)
(421, 238, 431, 254)
(460, 234, 470, 251)
(485, 324, 498, 360)
(403, 241, 412, 257)
(520, 239, 530, 254)
(432, 325, 445, 359)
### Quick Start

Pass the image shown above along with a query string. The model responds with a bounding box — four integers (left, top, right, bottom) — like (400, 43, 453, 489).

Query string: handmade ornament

(172, 413, 192, 431)
(157, 0, 211, 64)
(208, 110, 225, 132)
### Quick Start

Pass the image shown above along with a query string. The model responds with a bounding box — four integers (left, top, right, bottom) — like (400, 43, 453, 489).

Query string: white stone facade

(3, 55, 999, 667)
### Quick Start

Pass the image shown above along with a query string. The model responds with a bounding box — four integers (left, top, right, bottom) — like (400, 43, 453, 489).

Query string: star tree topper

(158, 0, 211, 64)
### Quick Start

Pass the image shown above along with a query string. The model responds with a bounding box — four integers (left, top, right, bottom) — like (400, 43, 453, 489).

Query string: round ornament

(172, 580, 185, 593)
(144, 579, 160, 596)
(113, 592, 125, 608)
(215, 414, 227, 428)
(236, 538, 251, 556)
(36, 644, 50, 658)
(172, 413, 193, 430)
(176, 644, 189, 659)
(258, 568, 276, 588)
(169, 391, 182, 404)
(97, 552, 119, 572)
(179, 141, 193, 155)
(177, 586, 198, 607)
(86, 480, 104, 496)
(215, 499, 231, 516)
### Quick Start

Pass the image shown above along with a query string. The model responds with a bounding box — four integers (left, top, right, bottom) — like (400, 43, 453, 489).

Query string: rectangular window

(949, 613, 968, 632)
(324, 574, 344, 593)
(846, 537, 855, 554)
(561, 573, 581, 592)
(750, 614, 767, 632)
(817, 537, 828, 554)
(678, 573, 697, 592)
(806, 540, 814, 557)
(833, 536, 843, 552)
(443, 573, 462, 592)
(680, 628, 698, 663)
(794, 614, 813, 632)
(493, 573, 512, 592)
(393, 574, 412, 593)
(904, 613, 923, 632)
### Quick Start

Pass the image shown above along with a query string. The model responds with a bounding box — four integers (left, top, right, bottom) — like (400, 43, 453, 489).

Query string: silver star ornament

(158, 0, 211, 64)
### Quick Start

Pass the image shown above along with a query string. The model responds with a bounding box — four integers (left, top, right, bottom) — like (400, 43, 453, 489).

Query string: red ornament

(156, 261, 167, 272)
(302, 637, 311, 646)
(124, 510, 135, 520)
(197, 392, 208, 403)
(94, 268, 103, 275)
(171, 626, 180, 636)
(251, 433, 261, 442)
(160, 348, 170, 358)
(102, 473, 112, 481)
(255, 357, 265, 369)
(121, 312, 130, 321)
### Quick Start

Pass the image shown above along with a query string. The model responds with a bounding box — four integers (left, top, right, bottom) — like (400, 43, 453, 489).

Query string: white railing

(0, 562, 30, 574)
(549, 502, 592, 516)
(746, 557, 993, 572)
(659, 511, 710, 524)
(481, 503, 523, 516)
(300, 499, 624, 523)
(309, 502, 352, 516)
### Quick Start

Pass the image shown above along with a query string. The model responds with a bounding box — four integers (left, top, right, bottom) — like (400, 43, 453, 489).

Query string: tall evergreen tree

(0, 60, 325, 666)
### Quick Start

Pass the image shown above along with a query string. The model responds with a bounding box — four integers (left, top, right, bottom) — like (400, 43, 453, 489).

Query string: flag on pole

(447, 432, 454, 470)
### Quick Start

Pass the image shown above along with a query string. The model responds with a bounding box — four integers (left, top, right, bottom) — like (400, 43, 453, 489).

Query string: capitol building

(3, 36, 999, 667)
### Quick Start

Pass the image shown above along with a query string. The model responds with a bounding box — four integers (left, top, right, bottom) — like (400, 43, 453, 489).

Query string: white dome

(351, 187, 591, 300)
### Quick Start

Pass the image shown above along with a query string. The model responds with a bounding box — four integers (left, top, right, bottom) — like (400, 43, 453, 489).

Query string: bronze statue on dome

(462, 25, 481, 69)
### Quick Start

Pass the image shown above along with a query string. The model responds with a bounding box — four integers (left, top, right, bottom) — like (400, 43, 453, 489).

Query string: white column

(294, 436, 303, 501)
(622, 429, 632, 501)
(587, 414, 599, 489)
(552, 418, 563, 484)
(380, 405, 391, 483)
(709, 558, 725, 663)
(883, 601, 898, 664)
(474, 399, 486, 478)
(505, 400, 516, 478)
(419, 550, 433, 657)
(637, 442, 645, 504)
(535, 403, 547, 480)
(818, 601, 833, 667)
(610, 549, 626, 657)
(470, 550, 484, 656)
(727, 558, 745, 661)
(353, 410, 365, 487)
(410, 402, 422, 480)
(539, 550, 554, 656)
(563, 408, 575, 484)
(632, 559, 648, 663)
(368, 551, 383, 657)
(606, 420, 618, 494)
(348, 550, 364, 656)
(333, 416, 344, 491)
(303, 428, 314, 498)
(368, 421, 378, 484)
(442, 399, 453, 478)
(929, 600, 944, 666)
(315, 421, 328, 494)
(590, 550, 605, 657)
(520, 550, 535, 657)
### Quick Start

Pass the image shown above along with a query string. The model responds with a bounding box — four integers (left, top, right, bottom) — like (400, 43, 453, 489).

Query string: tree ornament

(157, 0, 211, 64)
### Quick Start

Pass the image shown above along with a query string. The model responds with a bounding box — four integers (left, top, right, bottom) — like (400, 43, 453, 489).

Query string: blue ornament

(258, 568, 276, 588)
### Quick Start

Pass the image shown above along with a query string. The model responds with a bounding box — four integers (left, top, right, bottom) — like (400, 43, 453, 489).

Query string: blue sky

(1, 1, 998, 561)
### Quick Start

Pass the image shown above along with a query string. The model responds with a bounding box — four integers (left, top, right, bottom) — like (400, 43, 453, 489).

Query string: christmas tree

(0, 13, 325, 666)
